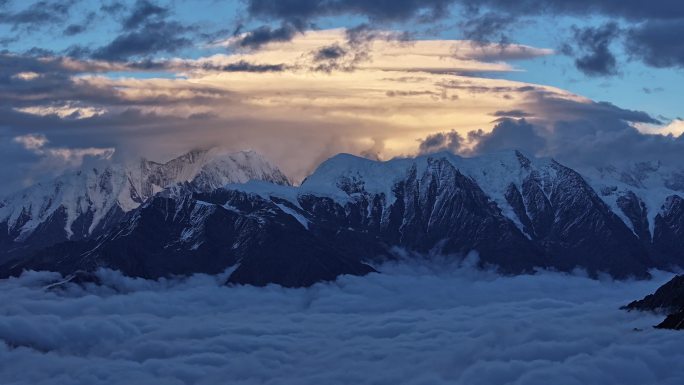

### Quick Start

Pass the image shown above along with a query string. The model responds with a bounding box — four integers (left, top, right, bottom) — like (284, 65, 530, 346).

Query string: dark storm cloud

(242, 1, 684, 28)
(500, 96, 683, 169)
(63, 23, 87, 36)
(234, 22, 304, 49)
(62, 12, 97, 36)
(246, 0, 455, 23)
(417, 130, 464, 154)
(459, 0, 684, 21)
(0, 0, 77, 30)
(491, 110, 532, 118)
(203, 60, 288, 73)
(62, 44, 93, 59)
(100, 1, 127, 16)
(308, 39, 374, 72)
(82, 0, 198, 61)
(0, 55, 235, 139)
(92, 20, 194, 61)
(236, 0, 450, 50)
(89, 2, 194, 61)
(0, 54, 73, 76)
(59, 57, 290, 73)
(343, 23, 412, 46)
(625, 20, 684, 68)
(418, 92, 675, 169)
(526, 95, 659, 125)
(0, 55, 124, 108)
(562, 23, 621, 77)
(121, 0, 168, 30)
(313, 43, 347, 61)
(0, 55, 134, 108)
(545, 119, 684, 170)
(459, 12, 516, 44)
(469, 118, 546, 155)
(464, 1, 684, 72)
(240, 0, 684, 71)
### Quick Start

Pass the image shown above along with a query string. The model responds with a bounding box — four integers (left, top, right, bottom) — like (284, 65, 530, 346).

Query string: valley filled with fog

(1, 260, 683, 385)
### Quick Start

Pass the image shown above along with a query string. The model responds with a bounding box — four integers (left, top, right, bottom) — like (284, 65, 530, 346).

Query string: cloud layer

(0, 29, 563, 193)
(2, 27, 681, 195)
(0, 261, 682, 385)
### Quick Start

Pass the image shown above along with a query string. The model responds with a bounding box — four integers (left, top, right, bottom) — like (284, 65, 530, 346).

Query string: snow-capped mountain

(132, 148, 290, 198)
(3, 149, 684, 287)
(292, 150, 652, 277)
(0, 149, 289, 263)
(578, 161, 684, 268)
(582, 161, 684, 239)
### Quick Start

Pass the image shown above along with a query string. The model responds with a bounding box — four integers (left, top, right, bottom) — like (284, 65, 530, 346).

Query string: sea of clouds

(1, 259, 684, 385)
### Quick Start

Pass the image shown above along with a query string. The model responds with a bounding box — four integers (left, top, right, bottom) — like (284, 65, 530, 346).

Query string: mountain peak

(0, 148, 290, 244)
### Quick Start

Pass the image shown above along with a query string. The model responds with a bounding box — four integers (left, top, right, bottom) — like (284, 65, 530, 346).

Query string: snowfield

(1, 261, 683, 385)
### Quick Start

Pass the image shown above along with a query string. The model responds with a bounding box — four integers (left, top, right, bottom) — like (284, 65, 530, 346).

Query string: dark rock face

(2, 190, 375, 288)
(652, 195, 684, 268)
(655, 311, 684, 330)
(537, 163, 651, 278)
(624, 275, 684, 330)
(0, 204, 128, 266)
(625, 275, 684, 313)
(617, 191, 651, 243)
(0, 207, 71, 265)
(300, 158, 545, 274)
(502, 160, 652, 278)
(3, 151, 684, 287)
(0, 148, 291, 273)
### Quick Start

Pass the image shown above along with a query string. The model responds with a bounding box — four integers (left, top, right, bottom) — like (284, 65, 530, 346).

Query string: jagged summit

(0, 148, 290, 260)
(133, 148, 290, 198)
(300, 149, 555, 213)
(4, 148, 684, 286)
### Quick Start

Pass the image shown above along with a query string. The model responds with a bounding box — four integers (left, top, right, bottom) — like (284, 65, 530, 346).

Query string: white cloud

(12, 133, 115, 178)
(12, 72, 41, 81)
(13, 133, 49, 151)
(0, 262, 682, 385)
(15, 103, 107, 119)
(636, 119, 684, 137)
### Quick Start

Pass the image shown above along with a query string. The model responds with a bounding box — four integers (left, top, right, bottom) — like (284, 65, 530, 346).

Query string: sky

(1, 260, 683, 384)
(1, 0, 684, 194)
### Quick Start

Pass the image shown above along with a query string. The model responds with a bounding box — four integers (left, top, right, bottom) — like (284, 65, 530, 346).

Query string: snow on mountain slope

(294, 150, 684, 243)
(437, 150, 558, 235)
(132, 148, 290, 199)
(297, 150, 561, 235)
(0, 165, 140, 241)
(299, 153, 416, 203)
(4, 149, 672, 282)
(582, 162, 684, 236)
(0, 149, 290, 243)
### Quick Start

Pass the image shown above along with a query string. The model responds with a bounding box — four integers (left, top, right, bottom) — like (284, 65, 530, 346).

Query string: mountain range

(3, 148, 684, 289)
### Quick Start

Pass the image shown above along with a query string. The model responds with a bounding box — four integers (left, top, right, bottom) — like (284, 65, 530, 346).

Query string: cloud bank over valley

(1, 262, 683, 385)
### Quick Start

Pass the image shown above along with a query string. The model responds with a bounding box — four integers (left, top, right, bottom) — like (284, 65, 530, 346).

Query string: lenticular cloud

(1, 263, 683, 385)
